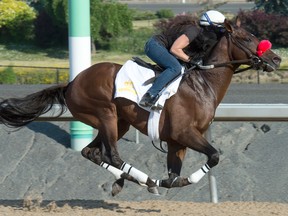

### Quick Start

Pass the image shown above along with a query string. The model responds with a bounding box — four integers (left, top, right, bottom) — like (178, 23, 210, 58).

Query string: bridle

(196, 31, 264, 74)
(226, 31, 263, 73)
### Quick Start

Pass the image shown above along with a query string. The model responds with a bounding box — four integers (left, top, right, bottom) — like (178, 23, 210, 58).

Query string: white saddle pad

(114, 60, 182, 141)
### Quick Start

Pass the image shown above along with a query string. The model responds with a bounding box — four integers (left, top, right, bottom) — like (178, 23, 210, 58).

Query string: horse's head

(224, 18, 281, 72)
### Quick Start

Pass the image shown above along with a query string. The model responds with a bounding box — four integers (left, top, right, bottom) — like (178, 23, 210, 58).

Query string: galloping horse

(0, 19, 281, 196)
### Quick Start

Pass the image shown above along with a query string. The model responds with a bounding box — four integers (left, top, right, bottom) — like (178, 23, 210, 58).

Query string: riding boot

(139, 68, 181, 108)
(139, 92, 160, 108)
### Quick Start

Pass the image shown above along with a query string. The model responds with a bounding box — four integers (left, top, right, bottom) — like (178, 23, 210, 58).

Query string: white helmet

(199, 10, 225, 27)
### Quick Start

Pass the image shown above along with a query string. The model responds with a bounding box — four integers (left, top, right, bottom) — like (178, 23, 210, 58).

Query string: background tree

(31, 0, 68, 47)
(30, 0, 132, 49)
(237, 0, 288, 47)
(0, 0, 36, 42)
(254, 0, 288, 15)
(90, 0, 133, 49)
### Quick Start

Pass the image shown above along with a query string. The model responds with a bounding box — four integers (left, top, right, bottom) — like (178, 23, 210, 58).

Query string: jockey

(139, 10, 226, 108)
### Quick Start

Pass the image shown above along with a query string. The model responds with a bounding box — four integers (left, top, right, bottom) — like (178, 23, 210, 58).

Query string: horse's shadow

(27, 122, 70, 148)
(0, 199, 161, 213)
(0, 199, 118, 210)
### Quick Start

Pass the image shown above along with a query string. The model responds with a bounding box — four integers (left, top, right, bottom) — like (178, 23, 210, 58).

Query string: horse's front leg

(157, 128, 219, 188)
(184, 129, 219, 184)
(157, 141, 190, 188)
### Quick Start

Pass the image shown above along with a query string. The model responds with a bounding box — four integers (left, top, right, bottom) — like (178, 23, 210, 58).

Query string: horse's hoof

(147, 186, 160, 195)
(111, 178, 125, 197)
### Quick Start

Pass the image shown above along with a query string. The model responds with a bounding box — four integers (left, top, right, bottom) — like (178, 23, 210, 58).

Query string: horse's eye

(244, 37, 252, 42)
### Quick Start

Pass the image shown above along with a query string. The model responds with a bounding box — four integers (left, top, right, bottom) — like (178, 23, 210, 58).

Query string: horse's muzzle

(261, 56, 282, 72)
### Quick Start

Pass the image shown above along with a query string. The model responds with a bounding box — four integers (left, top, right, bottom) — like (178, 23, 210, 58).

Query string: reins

(192, 32, 263, 74)
(198, 58, 261, 74)
(152, 141, 167, 153)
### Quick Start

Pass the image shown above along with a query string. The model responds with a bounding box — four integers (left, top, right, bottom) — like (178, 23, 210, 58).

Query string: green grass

(92, 50, 150, 64)
(132, 19, 157, 30)
(0, 44, 69, 68)
(0, 44, 152, 67)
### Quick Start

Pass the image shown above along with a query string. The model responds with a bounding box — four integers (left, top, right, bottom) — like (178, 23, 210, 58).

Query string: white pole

(135, 129, 139, 144)
(205, 128, 219, 203)
(209, 172, 218, 203)
(68, 0, 93, 151)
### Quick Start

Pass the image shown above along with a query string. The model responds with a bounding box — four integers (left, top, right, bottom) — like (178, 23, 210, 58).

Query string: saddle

(132, 57, 163, 85)
(132, 56, 163, 73)
(132, 56, 201, 85)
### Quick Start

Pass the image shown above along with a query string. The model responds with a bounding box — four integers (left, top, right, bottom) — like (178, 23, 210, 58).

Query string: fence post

(56, 69, 59, 84)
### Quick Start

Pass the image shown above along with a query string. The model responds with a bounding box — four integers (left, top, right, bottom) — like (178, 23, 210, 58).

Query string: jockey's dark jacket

(153, 25, 201, 51)
(152, 24, 223, 62)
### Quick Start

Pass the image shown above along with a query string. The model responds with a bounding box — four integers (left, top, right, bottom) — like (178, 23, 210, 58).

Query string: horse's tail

(0, 84, 68, 128)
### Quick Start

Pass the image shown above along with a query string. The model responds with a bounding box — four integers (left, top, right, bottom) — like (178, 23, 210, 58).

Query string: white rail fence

(37, 103, 288, 203)
(38, 103, 288, 122)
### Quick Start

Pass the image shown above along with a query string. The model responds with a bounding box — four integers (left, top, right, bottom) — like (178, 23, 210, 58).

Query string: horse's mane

(186, 27, 225, 63)
(153, 14, 199, 35)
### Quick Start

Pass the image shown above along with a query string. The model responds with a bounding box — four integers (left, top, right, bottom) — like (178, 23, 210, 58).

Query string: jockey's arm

(170, 34, 191, 63)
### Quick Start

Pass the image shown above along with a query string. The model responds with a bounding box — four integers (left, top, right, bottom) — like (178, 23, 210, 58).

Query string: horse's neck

(202, 37, 236, 104)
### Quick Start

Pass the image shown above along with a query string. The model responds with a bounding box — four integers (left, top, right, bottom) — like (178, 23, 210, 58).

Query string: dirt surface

(1, 200, 288, 216)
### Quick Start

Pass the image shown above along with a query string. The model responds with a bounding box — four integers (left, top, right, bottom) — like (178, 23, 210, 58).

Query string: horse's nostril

(273, 56, 282, 66)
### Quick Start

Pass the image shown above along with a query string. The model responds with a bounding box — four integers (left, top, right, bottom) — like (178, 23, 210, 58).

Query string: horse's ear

(224, 19, 233, 33)
(235, 16, 241, 27)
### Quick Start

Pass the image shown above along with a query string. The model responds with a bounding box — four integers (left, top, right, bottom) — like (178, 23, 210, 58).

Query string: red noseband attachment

(256, 40, 272, 57)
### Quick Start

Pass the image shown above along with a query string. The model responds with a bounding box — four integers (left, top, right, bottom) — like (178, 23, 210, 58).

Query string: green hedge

(237, 10, 288, 47)
(0, 67, 16, 84)
(0, 67, 69, 84)
(109, 27, 154, 54)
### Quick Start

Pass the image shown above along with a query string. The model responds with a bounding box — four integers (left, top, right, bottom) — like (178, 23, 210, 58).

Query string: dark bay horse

(0, 19, 281, 196)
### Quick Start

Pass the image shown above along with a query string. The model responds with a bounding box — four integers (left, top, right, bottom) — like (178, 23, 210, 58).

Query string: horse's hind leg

(81, 130, 128, 196)
(113, 119, 159, 194)
(82, 119, 158, 195)
(81, 134, 103, 164)
(108, 118, 136, 196)
(81, 134, 125, 196)
(81, 118, 130, 164)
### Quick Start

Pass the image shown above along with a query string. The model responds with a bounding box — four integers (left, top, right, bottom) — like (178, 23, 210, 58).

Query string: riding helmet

(199, 10, 225, 27)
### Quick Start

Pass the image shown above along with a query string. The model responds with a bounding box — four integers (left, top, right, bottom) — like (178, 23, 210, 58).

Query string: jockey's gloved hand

(189, 58, 203, 67)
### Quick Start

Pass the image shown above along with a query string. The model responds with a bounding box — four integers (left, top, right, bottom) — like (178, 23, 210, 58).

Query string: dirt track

(1, 200, 288, 216)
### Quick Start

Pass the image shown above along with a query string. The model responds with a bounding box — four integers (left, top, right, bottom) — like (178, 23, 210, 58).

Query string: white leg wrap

(188, 164, 210, 184)
(121, 162, 148, 186)
(100, 162, 124, 180)
(152, 179, 161, 187)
